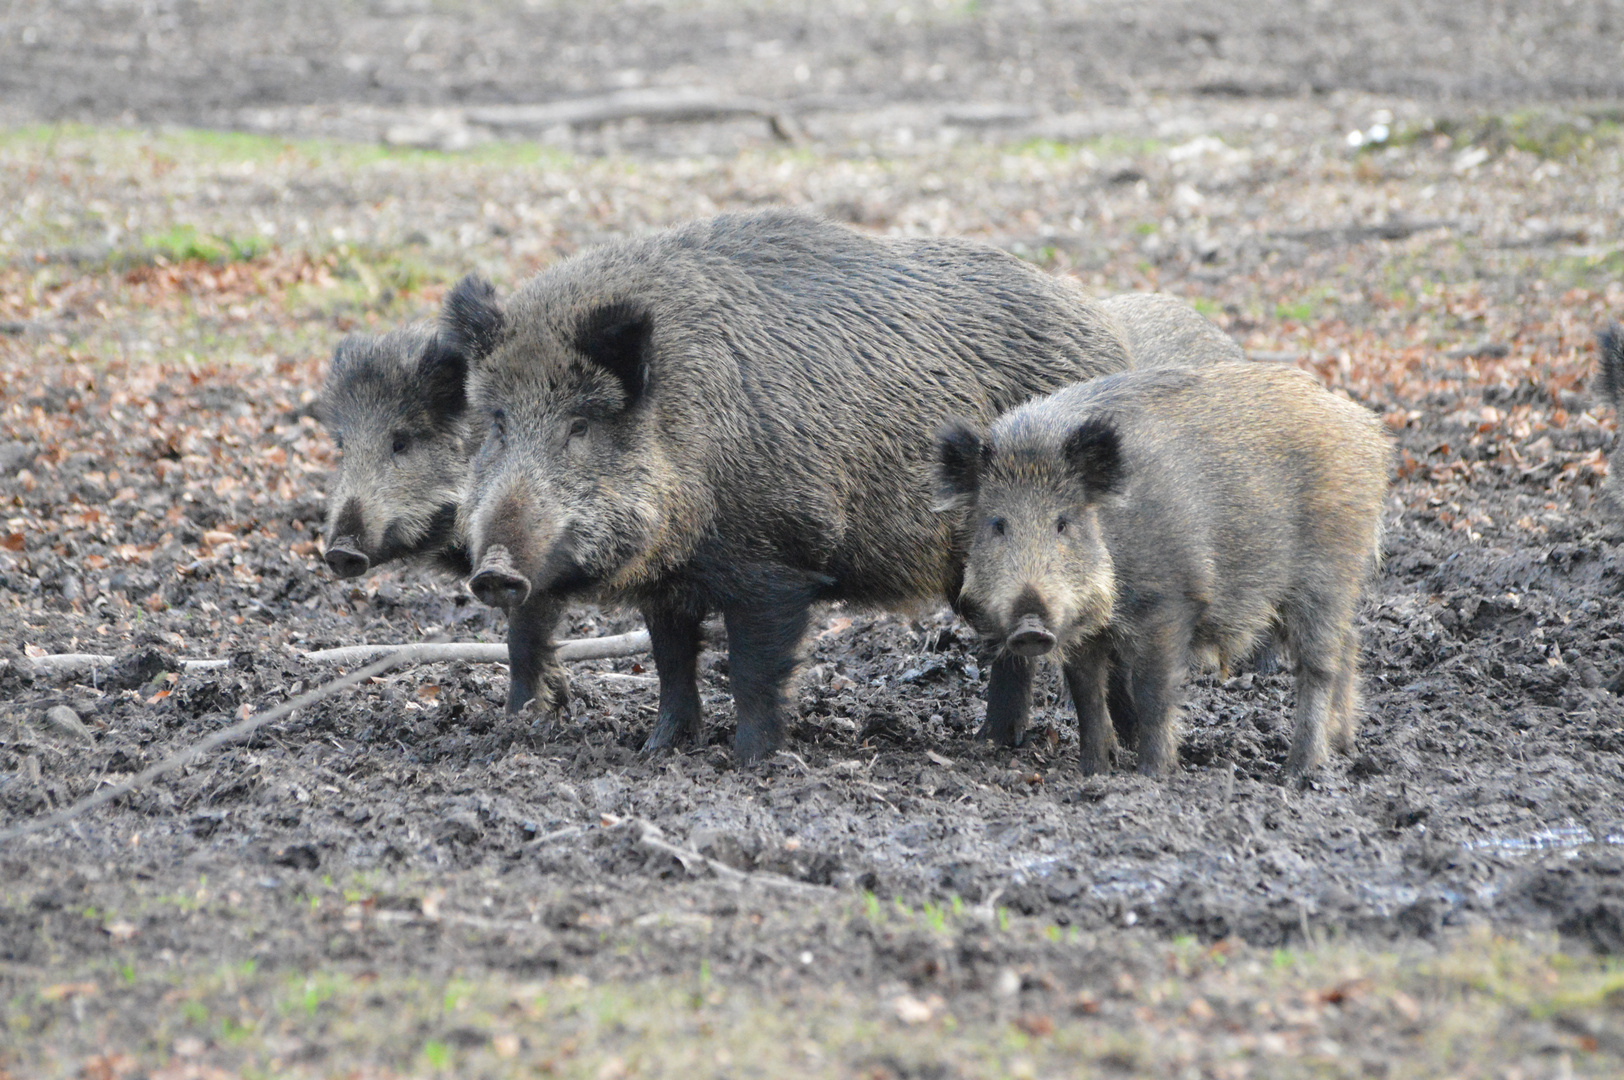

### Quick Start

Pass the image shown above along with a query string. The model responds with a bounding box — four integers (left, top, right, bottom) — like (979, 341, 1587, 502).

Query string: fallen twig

(521, 824, 586, 850)
(464, 89, 797, 141)
(24, 630, 652, 675)
(302, 631, 651, 665)
(1266, 218, 1457, 246)
(25, 653, 229, 673)
(627, 817, 830, 896)
(0, 643, 430, 845)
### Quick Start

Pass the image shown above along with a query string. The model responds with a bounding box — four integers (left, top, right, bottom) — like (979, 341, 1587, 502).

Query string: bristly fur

(441, 275, 505, 362)
(574, 302, 653, 408)
(1061, 415, 1124, 498)
(318, 300, 567, 719)
(957, 362, 1390, 778)
(417, 338, 468, 421)
(318, 322, 473, 569)
(457, 207, 1162, 761)
(934, 418, 990, 512)
(1598, 324, 1624, 405)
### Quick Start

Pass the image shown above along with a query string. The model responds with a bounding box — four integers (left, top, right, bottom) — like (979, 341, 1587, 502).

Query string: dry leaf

(892, 993, 941, 1025)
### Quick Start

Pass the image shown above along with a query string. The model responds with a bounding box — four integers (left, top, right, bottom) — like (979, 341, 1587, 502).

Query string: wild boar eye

(567, 417, 589, 439)
(333, 434, 344, 452)
(491, 409, 506, 437)
(391, 434, 410, 456)
(1056, 516, 1068, 534)
(990, 517, 1006, 536)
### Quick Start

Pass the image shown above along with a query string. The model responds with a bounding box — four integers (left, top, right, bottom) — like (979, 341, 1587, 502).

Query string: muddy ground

(4, 3, 1624, 1078)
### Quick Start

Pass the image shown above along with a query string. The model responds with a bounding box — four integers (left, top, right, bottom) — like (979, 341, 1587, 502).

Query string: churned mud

(3, 2, 1624, 1076)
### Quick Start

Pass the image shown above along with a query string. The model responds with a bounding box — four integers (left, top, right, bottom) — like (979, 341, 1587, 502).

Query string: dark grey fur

(448, 208, 1139, 762)
(316, 321, 567, 715)
(318, 323, 471, 578)
(1599, 324, 1624, 513)
(939, 362, 1390, 778)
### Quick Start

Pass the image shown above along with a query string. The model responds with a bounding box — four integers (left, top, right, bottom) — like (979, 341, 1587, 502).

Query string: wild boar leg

(1327, 629, 1362, 756)
(1106, 650, 1138, 750)
(979, 652, 1034, 747)
(642, 600, 706, 750)
(1128, 618, 1189, 777)
(1285, 593, 1355, 776)
(1285, 666, 1336, 777)
(722, 586, 815, 764)
(506, 593, 568, 715)
(1063, 639, 1116, 775)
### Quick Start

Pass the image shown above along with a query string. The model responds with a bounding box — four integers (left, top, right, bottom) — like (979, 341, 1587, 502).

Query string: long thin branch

(464, 89, 788, 132)
(24, 630, 652, 675)
(628, 818, 831, 896)
(0, 644, 425, 846)
(306, 631, 650, 666)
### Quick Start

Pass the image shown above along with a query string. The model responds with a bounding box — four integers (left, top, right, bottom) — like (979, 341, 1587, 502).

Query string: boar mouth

(470, 544, 532, 611)
(376, 502, 459, 564)
(468, 530, 596, 611)
(323, 538, 370, 579)
(1005, 613, 1058, 657)
(534, 537, 596, 597)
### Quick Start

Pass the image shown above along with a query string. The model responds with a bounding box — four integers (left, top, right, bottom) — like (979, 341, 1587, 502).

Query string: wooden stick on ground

(0, 643, 428, 845)
(24, 630, 652, 675)
(627, 817, 831, 896)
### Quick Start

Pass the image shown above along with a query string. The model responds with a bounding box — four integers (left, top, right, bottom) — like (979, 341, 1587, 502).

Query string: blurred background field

(4, 3, 1624, 1078)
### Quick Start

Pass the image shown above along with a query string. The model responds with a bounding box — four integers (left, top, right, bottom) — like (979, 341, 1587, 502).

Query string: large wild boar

(315, 313, 568, 715)
(444, 209, 1142, 762)
(937, 363, 1389, 778)
(1097, 292, 1245, 370)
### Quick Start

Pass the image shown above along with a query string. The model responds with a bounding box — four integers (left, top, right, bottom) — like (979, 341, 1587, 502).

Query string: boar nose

(469, 544, 531, 612)
(1007, 614, 1056, 657)
(324, 543, 369, 579)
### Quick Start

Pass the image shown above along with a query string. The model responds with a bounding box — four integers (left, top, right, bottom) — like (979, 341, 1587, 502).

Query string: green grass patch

(1012, 134, 1168, 162)
(1397, 108, 1624, 161)
(5, 932, 1623, 1078)
(1549, 247, 1624, 290)
(1273, 285, 1338, 324)
(0, 121, 581, 172)
(140, 224, 261, 266)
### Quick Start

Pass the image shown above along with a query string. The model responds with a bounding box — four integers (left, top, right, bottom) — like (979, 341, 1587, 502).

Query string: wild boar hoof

(974, 720, 1028, 748)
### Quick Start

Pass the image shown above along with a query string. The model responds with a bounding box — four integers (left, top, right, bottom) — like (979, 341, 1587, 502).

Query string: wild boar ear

(440, 274, 505, 362)
(575, 302, 653, 408)
(417, 338, 468, 421)
(934, 418, 988, 512)
(318, 336, 369, 422)
(326, 333, 369, 381)
(1062, 417, 1123, 500)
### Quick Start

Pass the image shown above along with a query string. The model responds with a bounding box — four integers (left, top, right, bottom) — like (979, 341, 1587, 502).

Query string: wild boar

(316, 311, 567, 714)
(446, 208, 1137, 762)
(938, 362, 1389, 777)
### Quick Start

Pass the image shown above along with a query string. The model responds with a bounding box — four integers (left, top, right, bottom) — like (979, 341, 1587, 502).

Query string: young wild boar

(937, 363, 1389, 778)
(316, 310, 568, 715)
(1599, 324, 1624, 513)
(444, 208, 1140, 763)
